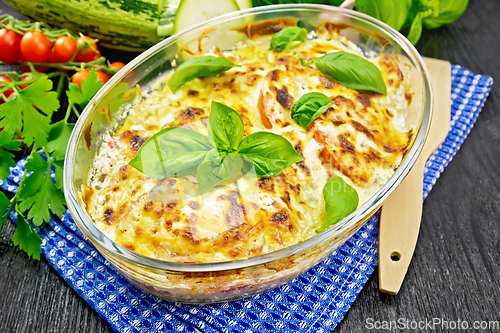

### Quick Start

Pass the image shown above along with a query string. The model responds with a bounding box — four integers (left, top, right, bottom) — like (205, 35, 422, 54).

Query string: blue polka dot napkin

(0, 65, 493, 333)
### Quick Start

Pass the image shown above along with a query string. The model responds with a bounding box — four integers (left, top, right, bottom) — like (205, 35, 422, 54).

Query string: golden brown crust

(84, 31, 414, 263)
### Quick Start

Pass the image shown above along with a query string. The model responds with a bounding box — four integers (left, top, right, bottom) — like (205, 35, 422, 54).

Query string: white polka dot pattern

(0, 65, 493, 333)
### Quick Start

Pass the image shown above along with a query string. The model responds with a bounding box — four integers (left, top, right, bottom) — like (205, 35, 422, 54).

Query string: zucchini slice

(236, 0, 253, 9)
(158, 0, 181, 37)
(173, 0, 241, 34)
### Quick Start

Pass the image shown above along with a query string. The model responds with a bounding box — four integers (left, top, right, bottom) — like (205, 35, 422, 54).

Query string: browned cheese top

(81, 28, 415, 263)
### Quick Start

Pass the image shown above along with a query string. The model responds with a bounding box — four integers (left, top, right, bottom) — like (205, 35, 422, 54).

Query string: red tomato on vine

(71, 70, 90, 89)
(75, 36, 99, 63)
(95, 71, 110, 84)
(0, 76, 14, 97)
(20, 31, 51, 63)
(53, 36, 77, 62)
(0, 28, 22, 63)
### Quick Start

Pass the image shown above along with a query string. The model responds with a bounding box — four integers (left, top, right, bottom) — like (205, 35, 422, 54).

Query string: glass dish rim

(64, 4, 433, 273)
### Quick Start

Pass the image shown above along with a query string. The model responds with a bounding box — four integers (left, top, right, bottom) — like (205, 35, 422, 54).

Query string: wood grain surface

(378, 59, 451, 296)
(1, 1, 499, 332)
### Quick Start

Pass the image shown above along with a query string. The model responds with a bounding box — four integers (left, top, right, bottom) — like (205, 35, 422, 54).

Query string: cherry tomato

(75, 36, 99, 63)
(0, 76, 14, 97)
(49, 49, 63, 63)
(6, 90, 17, 99)
(18, 56, 48, 73)
(110, 61, 126, 72)
(95, 71, 110, 84)
(0, 28, 22, 63)
(20, 74, 37, 90)
(72, 70, 90, 90)
(53, 36, 77, 62)
(92, 51, 102, 61)
(48, 50, 70, 72)
(20, 31, 52, 63)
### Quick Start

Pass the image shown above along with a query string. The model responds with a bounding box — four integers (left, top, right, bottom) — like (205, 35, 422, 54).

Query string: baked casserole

(80, 20, 415, 264)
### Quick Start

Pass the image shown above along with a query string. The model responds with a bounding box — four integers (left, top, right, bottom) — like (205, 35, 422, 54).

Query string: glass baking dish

(64, 4, 432, 304)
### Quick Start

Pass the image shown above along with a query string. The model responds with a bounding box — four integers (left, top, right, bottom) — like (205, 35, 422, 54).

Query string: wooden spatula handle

(378, 58, 451, 295)
(379, 158, 425, 295)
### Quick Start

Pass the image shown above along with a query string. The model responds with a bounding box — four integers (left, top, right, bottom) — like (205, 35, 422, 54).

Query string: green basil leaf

(129, 127, 214, 179)
(168, 56, 239, 93)
(291, 92, 333, 127)
(270, 26, 308, 52)
(197, 153, 243, 194)
(422, 0, 468, 30)
(316, 177, 359, 233)
(407, 11, 424, 45)
(237, 132, 303, 178)
(356, 0, 410, 31)
(208, 101, 244, 153)
(327, 0, 346, 5)
(296, 20, 316, 32)
(314, 52, 387, 95)
(403, 0, 423, 28)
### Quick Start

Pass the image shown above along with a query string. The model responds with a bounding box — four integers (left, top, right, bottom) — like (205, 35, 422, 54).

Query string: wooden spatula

(379, 58, 451, 295)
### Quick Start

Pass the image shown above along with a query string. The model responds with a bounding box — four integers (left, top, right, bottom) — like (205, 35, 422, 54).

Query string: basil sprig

(197, 153, 244, 194)
(129, 101, 303, 193)
(128, 127, 213, 179)
(291, 92, 333, 127)
(317, 177, 359, 233)
(314, 52, 387, 95)
(356, 0, 468, 45)
(238, 132, 303, 178)
(270, 26, 308, 52)
(168, 56, 239, 93)
(356, 0, 410, 32)
(208, 101, 244, 153)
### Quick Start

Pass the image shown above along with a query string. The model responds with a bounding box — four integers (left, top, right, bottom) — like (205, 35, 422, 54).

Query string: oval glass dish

(64, 4, 432, 304)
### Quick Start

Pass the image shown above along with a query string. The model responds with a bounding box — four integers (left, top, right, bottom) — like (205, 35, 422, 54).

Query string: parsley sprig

(0, 69, 103, 259)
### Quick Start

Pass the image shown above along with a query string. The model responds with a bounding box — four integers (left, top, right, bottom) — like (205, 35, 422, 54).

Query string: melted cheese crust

(82, 31, 414, 263)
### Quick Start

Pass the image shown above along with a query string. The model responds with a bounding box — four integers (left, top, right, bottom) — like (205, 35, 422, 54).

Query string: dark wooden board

(1, 0, 499, 332)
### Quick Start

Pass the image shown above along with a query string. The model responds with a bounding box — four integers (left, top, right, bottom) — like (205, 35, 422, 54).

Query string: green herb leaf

(270, 26, 308, 52)
(12, 207, 42, 260)
(197, 151, 243, 194)
(316, 176, 359, 233)
(17, 152, 66, 226)
(0, 131, 21, 180)
(0, 191, 10, 228)
(46, 121, 75, 161)
(0, 76, 60, 147)
(129, 127, 214, 179)
(53, 160, 64, 191)
(208, 101, 244, 152)
(291, 92, 333, 127)
(407, 11, 424, 45)
(130, 101, 304, 188)
(356, 0, 410, 31)
(296, 20, 316, 32)
(314, 52, 387, 95)
(327, 0, 348, 5)
(0, 191, 9, 215)
(67, 69, 104, 109)
(168, 56, 239, 93)
(422, 0, 468, 29)
(237, 132, 303, 178)
(18, 152, 46, 199)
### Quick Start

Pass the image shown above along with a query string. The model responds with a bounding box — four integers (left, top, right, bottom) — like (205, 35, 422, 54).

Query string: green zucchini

(157, 0, 181, 37)
(173, 0, 241, 34)
(236, 0, 253, 9)
(4, 0, 160, 51)
(158, 0, 247, 38)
